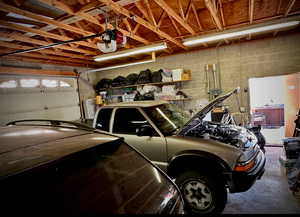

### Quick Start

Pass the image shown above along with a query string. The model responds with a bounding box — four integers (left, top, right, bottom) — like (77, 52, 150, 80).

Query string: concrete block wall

(93, 34, 300, 122)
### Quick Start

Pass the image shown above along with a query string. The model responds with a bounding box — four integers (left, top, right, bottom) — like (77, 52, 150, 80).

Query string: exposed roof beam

(154, 0, 196, 35)
(0, 41, 92, 60)
(277, 0, 282, 15)
(39, 0, 150, 45)
(135, 1, 151, 22)
(0, 66, 76, 76)
(249, 0, 254, 24)
(191, 1, 203, 31)
(0, 32, 97, 55)
(218, 0, 226, 27)
(167, 14, 182, 36)
(178, 0, 185, 19)
(124, 18, 132, 32)
(2, 55, 94, 68)
(2, 16, 44, 26)
(0, 21, 96, 49)
(285, 0, 296, 17)
(2, 48, 95, 65)
(204, 0, 223, 30)
(157, 11, 167, 28)
(98, 0, 187, 50)
(0, 1, 94, 36)
(185, 0, 193, 21)
(145, 0, 157, 26)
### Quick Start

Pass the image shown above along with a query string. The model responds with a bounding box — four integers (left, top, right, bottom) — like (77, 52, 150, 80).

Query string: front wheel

(175, 170, 227, 214)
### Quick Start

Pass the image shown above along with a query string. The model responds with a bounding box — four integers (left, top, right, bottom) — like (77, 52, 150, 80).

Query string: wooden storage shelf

(98, 79, 191, 91)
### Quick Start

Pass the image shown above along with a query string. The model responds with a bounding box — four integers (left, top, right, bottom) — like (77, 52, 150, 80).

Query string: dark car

(0, 120, 184, 216)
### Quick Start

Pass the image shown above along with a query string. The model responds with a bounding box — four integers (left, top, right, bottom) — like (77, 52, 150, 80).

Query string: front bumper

(229, 150, 266, 193)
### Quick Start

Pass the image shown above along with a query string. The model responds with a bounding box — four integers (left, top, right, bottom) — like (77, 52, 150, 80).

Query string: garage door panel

(44, 91, 79, 108)
(0, 77, 80, 126)
(44, 106, 81, 121)
(0, 93, 44, 113)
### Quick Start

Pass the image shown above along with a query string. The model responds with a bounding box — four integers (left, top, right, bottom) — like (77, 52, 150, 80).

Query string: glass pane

(42, 79, 58, 88)
(20, 79, 39, 88)
(95, 108, 113, 131)
(0, 80, 17, 88)
(60, 81, 71, 87)
(113, 108, 148, 135)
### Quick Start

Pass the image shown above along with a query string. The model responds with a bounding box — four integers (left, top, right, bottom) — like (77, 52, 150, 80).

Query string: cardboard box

(181, 70, 191, 80)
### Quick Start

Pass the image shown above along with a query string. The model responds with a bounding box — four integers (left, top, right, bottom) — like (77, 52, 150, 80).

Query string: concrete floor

(223, 146, 300, 214)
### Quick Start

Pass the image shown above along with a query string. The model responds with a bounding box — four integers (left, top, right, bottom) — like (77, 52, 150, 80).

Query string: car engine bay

(183, 119, 258, 149)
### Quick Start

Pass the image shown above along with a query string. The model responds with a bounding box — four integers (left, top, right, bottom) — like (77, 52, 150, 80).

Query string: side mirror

(136, 125, 155, 137)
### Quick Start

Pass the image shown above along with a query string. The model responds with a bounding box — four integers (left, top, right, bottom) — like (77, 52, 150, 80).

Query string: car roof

(0, 125, 120, 179)
(102, 100, 167, 108)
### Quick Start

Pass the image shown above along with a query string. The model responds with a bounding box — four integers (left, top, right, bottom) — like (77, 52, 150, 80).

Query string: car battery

(283, 137, 300, 159)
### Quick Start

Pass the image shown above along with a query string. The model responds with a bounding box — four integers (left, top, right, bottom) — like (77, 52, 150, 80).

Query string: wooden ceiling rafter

(157, 11, 166, 28)
(167, 13, 182, 36)
(0, 66, 76, 76)
(0, 1, 95, 37)
(0, 32, 97, 56)
(205, 0, 223, 30)
(218, 0, 226, 27)
(2, 55, 93, 68)
(154, 0, 196, 35)
(0, 41, 91, 60)
(191, 1, 204, 31)
(184, 0, 193, 21)
(1, 48, 95, 65)
(135, 1, 152, 25)
(285, 0, 296, 17)
(178, 0, 185, 19)
(98, 0, 188, 50)
(277, 0, 282, 15)
(145, 0, 157, 26)
(39, 0, 150, 45)
(0, 20, 96, 49)
(249, 0, 254, 24)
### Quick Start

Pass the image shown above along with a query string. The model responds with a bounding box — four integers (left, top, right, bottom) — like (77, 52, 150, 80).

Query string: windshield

(143, 104, 190, 135)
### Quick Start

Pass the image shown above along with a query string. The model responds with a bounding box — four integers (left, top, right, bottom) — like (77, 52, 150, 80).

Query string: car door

(111, 107, 167, 169)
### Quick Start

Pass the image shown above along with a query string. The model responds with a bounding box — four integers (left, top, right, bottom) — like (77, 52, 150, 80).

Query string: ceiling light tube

(183, 21, 300, 46)
(94, 42, 167, 62)
(86, 54, 156, 73)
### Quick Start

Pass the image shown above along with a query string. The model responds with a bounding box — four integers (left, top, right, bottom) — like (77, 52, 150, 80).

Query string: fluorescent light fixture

(94, 42, 167, 62)
(183, 21, 300, 46)
(86, 59, 155, 73)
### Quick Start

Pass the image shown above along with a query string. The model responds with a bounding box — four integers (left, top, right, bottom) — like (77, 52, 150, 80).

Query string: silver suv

(93, 88, 266, 214)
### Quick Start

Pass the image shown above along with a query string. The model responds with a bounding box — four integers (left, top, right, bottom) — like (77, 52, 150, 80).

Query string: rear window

(95, 108, 113, 131)
(0, 141, 177, 215)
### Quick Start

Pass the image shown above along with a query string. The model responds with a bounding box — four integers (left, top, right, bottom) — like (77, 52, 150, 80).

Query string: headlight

(234, 154, 256, 172)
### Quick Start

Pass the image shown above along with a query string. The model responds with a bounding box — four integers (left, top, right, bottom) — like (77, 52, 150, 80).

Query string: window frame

(112, 107, 163, 137)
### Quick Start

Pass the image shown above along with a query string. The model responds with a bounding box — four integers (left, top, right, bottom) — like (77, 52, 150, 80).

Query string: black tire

(175, 170, 227, 214)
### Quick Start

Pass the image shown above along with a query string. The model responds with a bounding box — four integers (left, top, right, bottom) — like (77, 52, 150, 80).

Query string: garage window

(42, 79, 58, 88)
(20, 79, 39, 88)
(0, 80, 17, 88)
(60, 81, 71, 87)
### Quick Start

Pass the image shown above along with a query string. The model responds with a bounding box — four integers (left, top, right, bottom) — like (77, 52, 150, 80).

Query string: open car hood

(178, 87, 240, 134)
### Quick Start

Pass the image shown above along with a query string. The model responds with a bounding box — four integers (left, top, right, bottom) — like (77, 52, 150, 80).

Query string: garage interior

(0, 0, 300, 214)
